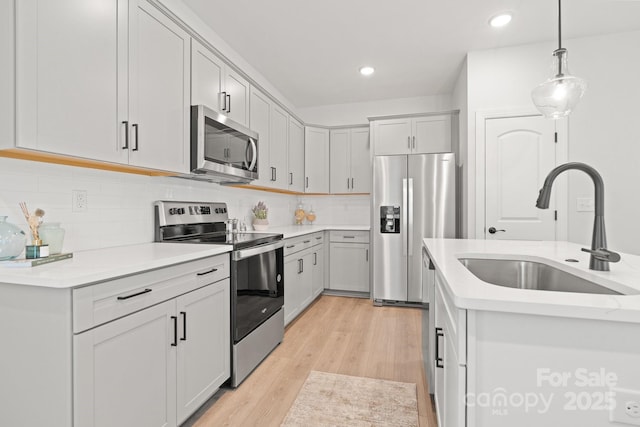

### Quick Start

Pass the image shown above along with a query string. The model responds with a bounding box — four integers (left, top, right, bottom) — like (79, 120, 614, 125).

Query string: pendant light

(531, 0, 586, 119)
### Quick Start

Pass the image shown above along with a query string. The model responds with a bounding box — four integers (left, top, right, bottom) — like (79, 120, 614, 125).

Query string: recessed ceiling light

(359, 66, 375, 76)
(489, 13, 512, 28)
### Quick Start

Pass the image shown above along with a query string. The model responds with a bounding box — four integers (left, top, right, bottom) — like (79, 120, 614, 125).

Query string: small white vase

(253, 218, 269, 231)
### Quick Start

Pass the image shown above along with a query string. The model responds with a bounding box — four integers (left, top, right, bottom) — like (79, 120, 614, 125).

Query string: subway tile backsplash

(0, 158, 370, 252)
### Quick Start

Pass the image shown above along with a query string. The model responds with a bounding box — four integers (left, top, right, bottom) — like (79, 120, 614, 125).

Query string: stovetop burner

(154, 201, 283, 250)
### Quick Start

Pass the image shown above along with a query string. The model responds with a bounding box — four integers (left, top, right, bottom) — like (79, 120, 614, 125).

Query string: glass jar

(0, 216, 27, 260)
(39, 222, 66, 254)
(294, 203, 306, 225)
(306, 206, 316, 224)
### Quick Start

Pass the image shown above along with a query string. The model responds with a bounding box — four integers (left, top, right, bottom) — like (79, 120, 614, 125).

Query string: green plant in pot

(252, 201, 269, 231)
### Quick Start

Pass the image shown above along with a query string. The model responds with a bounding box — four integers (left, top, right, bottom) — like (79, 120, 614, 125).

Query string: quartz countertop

(266, 224, 370, 239)
(0, 243, 231, 289)
(423, 238, 640, 323)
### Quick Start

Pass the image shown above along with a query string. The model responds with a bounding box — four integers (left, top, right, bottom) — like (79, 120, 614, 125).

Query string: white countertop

(267, 224, 370, 239)
(0, 243, 231, 289)
(423, 238, 640, 323)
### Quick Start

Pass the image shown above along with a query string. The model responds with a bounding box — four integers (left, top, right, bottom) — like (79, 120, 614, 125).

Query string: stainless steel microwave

(190, 105, 258, 183)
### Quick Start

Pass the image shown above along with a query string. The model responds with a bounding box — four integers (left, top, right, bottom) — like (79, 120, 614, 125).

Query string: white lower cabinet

(283, 232, 324, 325)
(74, 275, 230, 427)
(328, 230, 370, 293)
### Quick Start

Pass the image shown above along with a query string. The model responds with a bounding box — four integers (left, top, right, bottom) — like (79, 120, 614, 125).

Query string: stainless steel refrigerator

(372, 153, 456, 304)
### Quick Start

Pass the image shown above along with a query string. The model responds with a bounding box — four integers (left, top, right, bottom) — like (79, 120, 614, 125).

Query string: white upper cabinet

(15, 0, 121, 162)
(372, 114, 452, 156)
(191, 39, 249, 126)
(127, 0, 190, 172)
(15, 0, 190, 173)
(330, 127, 371, 193)
(270, 104, 289, 189)
(0, 0, 13, 149)
(288, 117, 305, 192)
(249, 86, 272, 187)
(304, 127, 329, 193)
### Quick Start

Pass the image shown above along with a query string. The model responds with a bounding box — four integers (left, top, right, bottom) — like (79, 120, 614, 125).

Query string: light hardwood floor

(190, 295, 438, 427)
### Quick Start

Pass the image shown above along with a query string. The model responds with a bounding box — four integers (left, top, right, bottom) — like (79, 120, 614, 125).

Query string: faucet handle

(581, 247, 621, 263)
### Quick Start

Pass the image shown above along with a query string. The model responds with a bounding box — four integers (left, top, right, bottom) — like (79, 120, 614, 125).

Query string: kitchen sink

(459, 258, 621, 295)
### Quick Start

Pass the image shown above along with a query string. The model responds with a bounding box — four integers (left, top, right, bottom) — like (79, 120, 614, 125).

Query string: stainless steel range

(154, 201, 284, 387)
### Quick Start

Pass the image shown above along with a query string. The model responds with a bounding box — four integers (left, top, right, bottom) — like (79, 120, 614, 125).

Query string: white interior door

(485, 115, 557, 240)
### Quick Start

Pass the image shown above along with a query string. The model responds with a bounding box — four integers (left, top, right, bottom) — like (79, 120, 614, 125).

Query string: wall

(465, 30, 640, 254)
(0, 158, 369, 253)
(297, 94, 452, 127)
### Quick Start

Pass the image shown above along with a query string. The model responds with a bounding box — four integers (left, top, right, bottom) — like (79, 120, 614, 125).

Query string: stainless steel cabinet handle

(435, 327, 444, 368)
(221, 91, 227, 111)
(298, 259, 303, 274)
(347, 178, 350, 189)
(271, 167, 276, 181)
(343, 235, 355, 239)
(289, 173, 293, 185)
(116, 288, 152, 300)
(412, 136, 416, 149)
(286, 244, 296, 249)
(365, 249, 369, 262)
(315, 236, 322, 240)
(313, 252, 317, 265)
(306, 177, 309, 188)
(351, 178, 354, 189)
(122, 121, 129, 149)
(227, 94, 231, 113)
(132, 123, 139, 151)
(180, 311, 187, 341)
(303, 240, 311, 244)
(408, 136, 411, 149)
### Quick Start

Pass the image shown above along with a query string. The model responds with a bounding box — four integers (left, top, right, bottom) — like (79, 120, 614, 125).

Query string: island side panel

(466, 310, 640, 427)
(0, 283, 73, 426)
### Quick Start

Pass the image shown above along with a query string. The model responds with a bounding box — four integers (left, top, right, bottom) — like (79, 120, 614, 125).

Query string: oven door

(231, 241, 284, 343)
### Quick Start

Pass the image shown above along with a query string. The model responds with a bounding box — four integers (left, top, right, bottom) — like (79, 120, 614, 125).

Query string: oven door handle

(232, 240, 284, 261)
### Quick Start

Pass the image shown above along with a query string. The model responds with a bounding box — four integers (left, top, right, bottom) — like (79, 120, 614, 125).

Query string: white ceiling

(182, 0, 640, 108)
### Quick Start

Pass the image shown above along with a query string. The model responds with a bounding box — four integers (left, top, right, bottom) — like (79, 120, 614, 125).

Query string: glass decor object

(294, 203, 306, 225)
(306, 206, 316, 224)
(531, 0, 587, 119)
(0, 216, 27, 260)
(39, 222, 66, 254)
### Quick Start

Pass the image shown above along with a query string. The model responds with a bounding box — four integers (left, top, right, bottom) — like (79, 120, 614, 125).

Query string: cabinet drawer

(329, 230, 369, 243)
(310, 232, 324, 246)
(73, 254, 229, 333)
(284, 232, 323, 257)
(436, 271, 466, 364)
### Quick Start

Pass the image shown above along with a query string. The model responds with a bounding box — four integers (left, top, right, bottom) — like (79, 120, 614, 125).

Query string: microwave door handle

(245, 138, 257, 171)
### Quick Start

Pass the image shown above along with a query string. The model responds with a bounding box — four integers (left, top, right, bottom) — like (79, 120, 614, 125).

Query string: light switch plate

(576, 197, 595, 212)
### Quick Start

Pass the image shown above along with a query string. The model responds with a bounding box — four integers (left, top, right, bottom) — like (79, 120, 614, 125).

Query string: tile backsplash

(0, 158, 370, 252)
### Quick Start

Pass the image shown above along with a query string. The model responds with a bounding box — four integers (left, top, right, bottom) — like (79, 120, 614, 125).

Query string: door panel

(329, 129, 350, 193)
(249, 87, 271, 186)
(270, 104, 288, 189)
(485, 116, 556, 240)
(350, 128, 371, 193)
(373, 118, 411, 155)
(191, 39, 224, 113)
(372, 156, 408, 301)
(408, 153, 456, 302)
(413, 115, 452, 154)
(305, 127, 329, 193)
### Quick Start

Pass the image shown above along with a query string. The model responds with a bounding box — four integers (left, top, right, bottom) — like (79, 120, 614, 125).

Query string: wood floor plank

(190, 295, 438, 427)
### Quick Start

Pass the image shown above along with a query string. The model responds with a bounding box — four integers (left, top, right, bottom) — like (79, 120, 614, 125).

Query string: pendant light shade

(531, 0, 586, 119)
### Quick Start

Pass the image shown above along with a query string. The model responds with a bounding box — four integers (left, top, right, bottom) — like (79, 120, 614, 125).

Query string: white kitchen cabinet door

(176, 281, 230, 425)
(15, 0, 122, 163)
(311, 248, 325, 298)
(304, 127, 330, 193)
(284, 256, 302, 325)
(329, 242, 370, 293)
(224, 67, 249, 126)
(372, 118, 412, 155)
(300, 252, 314, 308)
(74, 300, 177, 427)
(413, 115, 451, 154)
(443, 331, 467, 427)
(329, 129, 350, 193)
(288, 117, 305, 192)
(127, 0, 190, 173)
(270, 104, 289, 190)
(249, 86, 272, 187)
(349, 128, 371, 193)
(0, 0, 13, 149)
(191, 39, 224, 113)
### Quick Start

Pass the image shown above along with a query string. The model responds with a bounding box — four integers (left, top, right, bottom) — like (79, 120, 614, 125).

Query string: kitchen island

(423, 238, 640, 427)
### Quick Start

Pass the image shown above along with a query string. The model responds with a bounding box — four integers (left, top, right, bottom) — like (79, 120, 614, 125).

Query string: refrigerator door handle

(402, 178, 408, 256)
(408, 178, 414, 256)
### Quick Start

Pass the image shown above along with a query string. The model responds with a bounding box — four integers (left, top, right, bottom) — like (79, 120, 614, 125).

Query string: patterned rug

(281, 371, 418, 426)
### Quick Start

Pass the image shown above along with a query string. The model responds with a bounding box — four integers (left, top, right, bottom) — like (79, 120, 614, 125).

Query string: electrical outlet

(611, 388, 640, 425)
(72, 190, 88, 213)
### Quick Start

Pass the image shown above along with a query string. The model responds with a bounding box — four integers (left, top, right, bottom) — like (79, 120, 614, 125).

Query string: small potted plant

(252, 201, 269, 231)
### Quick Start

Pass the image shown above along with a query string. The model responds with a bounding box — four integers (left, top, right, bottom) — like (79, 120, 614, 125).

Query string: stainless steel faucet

(535, 162, 620, 271)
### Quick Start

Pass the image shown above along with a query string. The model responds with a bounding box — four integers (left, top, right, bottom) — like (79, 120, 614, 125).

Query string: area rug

(281, 371, 418, 427)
